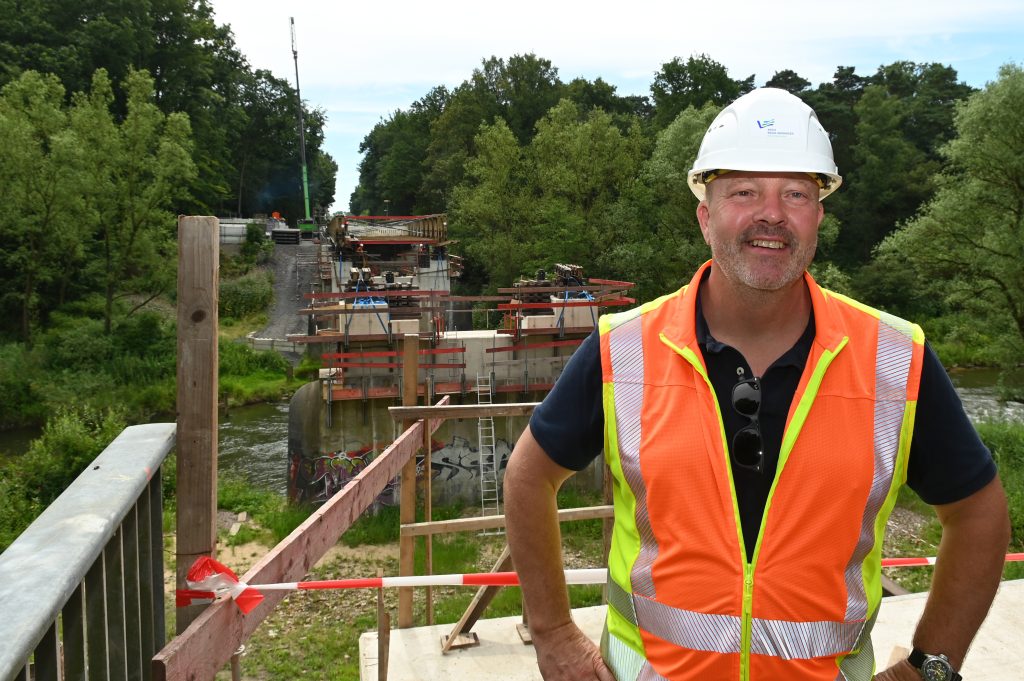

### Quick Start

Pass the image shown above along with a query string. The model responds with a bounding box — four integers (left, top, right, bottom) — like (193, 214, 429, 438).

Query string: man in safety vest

(504, 88, 1010, 681)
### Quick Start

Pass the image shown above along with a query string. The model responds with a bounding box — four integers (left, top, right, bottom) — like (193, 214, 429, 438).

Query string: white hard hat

(688, 88, 842, 201)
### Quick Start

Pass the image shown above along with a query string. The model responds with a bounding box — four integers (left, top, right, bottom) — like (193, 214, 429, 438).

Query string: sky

(208, 0, 1023, 214)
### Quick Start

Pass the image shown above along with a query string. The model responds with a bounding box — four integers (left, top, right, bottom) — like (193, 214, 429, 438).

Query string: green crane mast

(291, 17, 314, 238)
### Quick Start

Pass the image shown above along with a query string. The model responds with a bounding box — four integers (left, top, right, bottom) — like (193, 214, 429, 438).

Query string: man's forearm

(504, 427, 575, 635)
(911, 477, 1010, 667)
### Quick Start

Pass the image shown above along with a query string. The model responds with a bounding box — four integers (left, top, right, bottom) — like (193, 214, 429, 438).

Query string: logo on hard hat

(756, 119, 775, 129)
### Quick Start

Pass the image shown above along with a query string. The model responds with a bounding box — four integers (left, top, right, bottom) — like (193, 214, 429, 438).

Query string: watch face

(921, 657, 954, 681)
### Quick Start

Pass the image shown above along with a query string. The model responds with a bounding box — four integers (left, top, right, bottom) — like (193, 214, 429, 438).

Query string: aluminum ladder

(476, 373, 503, 529)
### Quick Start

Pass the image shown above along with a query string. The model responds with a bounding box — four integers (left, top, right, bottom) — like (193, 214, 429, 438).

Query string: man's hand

(533, 621, 615, 681)
(873, 658, 920, 680)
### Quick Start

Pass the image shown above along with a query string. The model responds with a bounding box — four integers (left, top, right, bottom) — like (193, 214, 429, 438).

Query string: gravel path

(256, 240, 318, 341)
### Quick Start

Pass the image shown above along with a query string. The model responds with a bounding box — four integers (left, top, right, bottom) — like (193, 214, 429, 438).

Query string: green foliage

(219, 340, 289, 377)
(977, 422, 1024, 554)
(0, 407, 126, 551)
(219, 270, 273, 319)
(217, 475, 312, 545)
(650, 54, 754, 130)
(0, 343, 45, 427)
(0, 71, 87, 343)
(340, 504, 402, 546)
(877, 64, 1024, 351)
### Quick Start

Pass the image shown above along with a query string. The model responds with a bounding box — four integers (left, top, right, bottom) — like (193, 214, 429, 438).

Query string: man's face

(696, 171, 824, 293)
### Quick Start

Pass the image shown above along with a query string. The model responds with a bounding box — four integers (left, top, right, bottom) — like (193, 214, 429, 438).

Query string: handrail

(0, 422, 176, 680)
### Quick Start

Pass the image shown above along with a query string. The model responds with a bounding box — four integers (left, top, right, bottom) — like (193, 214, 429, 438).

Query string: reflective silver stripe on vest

(843, 313, 915, 623)
(608, 315, 658, 599)
(605, 629, 648, 681)
(750, 617, 864, 660)
(608, 578, 742, 654)
(635, 595, 743, 654)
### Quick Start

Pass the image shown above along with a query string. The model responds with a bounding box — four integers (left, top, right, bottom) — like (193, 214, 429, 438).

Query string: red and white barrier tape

(178, 554, 1024, 613)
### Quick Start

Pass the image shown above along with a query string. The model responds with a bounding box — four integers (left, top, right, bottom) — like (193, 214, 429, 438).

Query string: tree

(765, 69, 811, 94)
(421, 55, 563, 205)
(597, 103, 720, 298)
(529, 100, 648, 268)
(0, 71, 86, 343)
(878, 64, 1024, 351)
(0, 0, 336, 220)
(74, 69, 196, 334)
(449, 119, 533, 289)
(351, 86, 449, 215)
(838, 85, 936, 265)
(650, 54, 753, 130)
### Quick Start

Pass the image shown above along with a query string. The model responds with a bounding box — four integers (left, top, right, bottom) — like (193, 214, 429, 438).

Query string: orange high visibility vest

(599, 261, 924, 681)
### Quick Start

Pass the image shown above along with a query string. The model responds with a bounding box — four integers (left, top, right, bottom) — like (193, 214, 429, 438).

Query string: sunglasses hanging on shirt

(731, 377, 764, 473)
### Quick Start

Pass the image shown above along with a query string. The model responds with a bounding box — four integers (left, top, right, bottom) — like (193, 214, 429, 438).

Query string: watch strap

(908, 647, 963, 681)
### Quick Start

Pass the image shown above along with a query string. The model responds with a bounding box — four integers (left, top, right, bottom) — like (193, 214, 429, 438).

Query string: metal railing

(0, 423, 176, 681)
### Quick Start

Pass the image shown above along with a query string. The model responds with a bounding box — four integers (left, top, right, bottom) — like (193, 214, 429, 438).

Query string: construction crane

(290, 17, 315, 239)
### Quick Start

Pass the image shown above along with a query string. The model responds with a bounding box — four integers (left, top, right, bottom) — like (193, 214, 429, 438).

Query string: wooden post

(423, 417, 433, 625)
(398, 334, 418, 628)
(175, 216, 219, 633)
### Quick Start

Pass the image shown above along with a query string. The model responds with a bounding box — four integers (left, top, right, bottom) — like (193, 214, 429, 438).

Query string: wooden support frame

(152, 400, 448, 680)
(389, 403, 538, 422)
(440, 545, 513, 653)
(398, 335, 419, 628)
(401, 505, 613, 538)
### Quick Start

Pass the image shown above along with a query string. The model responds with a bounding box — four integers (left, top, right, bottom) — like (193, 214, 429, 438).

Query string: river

(2, 370, 1023, 491)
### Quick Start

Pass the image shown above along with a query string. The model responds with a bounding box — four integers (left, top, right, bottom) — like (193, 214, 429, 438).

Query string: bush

(219, 341, 289, 377)
(240, 223, 273, 264)
(977, 421, 1024, 551)
(0, 407, 126, 551)
(220, 270, 273, 319)
(0, 343, 44, 427)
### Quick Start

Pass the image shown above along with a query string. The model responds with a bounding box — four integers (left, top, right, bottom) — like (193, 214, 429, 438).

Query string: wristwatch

(908, 648, 962, 681)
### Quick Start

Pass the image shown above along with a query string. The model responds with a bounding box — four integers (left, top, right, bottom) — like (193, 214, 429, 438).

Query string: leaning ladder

(476, 374, 502, 528)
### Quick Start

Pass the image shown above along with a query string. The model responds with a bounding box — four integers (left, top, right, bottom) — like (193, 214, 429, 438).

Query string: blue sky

(209, 0, 1023, 214)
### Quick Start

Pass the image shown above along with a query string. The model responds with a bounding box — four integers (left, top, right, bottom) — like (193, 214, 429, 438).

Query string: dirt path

(255, 240, 318, 342)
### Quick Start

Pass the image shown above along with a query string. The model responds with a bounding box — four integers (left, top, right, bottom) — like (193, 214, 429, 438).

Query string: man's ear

(696, 201, 711, 245)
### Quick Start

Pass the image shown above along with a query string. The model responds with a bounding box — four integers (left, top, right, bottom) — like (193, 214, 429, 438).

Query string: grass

(195, 478, 609, 680)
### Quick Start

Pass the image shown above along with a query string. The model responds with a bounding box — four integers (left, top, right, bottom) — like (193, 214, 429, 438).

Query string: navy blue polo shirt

(529, 288, 996, 562)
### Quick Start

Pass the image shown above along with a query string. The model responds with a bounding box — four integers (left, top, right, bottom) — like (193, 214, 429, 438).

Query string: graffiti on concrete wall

(290, 435, 514, 507)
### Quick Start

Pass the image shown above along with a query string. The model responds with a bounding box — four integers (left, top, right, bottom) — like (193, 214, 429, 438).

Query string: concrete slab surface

(360, 579, 1023, 680)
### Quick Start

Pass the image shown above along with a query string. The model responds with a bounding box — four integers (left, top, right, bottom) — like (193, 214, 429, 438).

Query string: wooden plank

(175, 216, 219, 633)
(402, 505, 614, 537)
(496, 285, 629, 294)
(305, 289, 449, 300)
(389, 403, 538, 422)
(398, 335, 419, 628)
(153, 418, 441, 681)
(321, 347, 465, 359)
(301, 306, 447, 315)
(322, 361, 465, 370)
(423, 418, 433, 626)
(376, 568, 390, 681)
(485, 338, 584, 353)
(587, 277, 636, 287)
(441, 546, 513, 654)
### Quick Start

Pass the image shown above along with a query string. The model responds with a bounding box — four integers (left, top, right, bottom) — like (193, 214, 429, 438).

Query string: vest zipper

(660, 334, 753, 680)
(742, 563, 754, 681)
